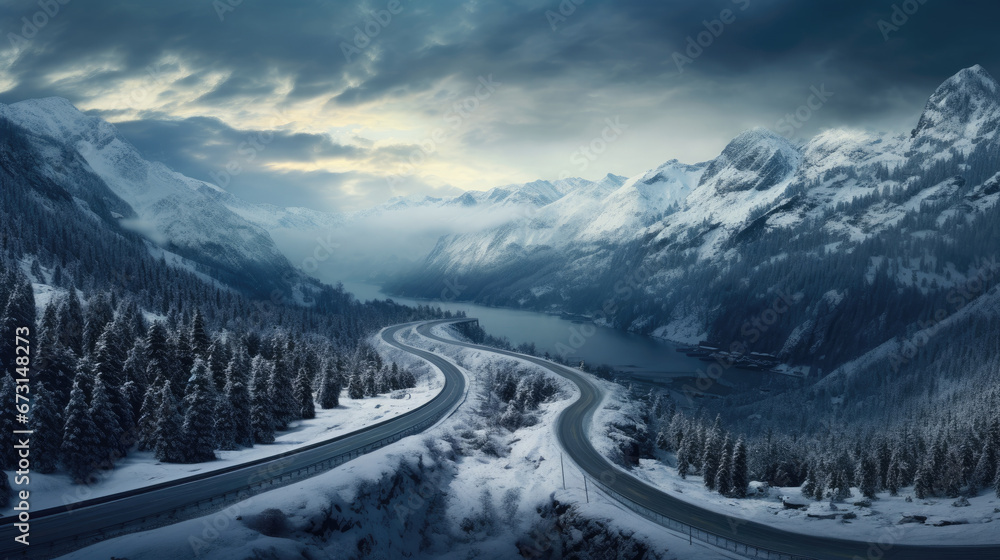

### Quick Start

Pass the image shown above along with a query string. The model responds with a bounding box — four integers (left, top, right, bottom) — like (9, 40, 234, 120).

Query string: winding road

(411, 321, 1000, 560)
(3, 318, 996, 559)
(0, 319, 467, 559)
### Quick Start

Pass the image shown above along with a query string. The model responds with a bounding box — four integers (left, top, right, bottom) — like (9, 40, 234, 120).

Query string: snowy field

(591, 380, 1000, 549)
(2, 327, 443, 516)
(58, 324, 744, 560)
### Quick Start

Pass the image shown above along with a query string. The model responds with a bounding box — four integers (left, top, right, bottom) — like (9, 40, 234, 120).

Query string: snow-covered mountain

(389, 65, 1000, 372)
(0, 98, 301, 297)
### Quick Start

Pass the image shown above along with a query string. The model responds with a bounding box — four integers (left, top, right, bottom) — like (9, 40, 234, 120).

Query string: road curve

(414, 323, 1000, 560)
(0, 319, 470, 559)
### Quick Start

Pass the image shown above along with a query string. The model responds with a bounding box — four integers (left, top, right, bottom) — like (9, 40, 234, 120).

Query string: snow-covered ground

(57, 325, 746, 560)
(2, 328, 443, 516)
(591, 381, 1000, 548)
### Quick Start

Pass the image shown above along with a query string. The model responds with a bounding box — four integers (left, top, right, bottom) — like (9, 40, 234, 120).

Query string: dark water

(344, 282, 769, 391)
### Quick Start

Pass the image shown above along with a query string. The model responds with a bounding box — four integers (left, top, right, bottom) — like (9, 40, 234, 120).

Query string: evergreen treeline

(0, 116, 432, 487)
(0, 263, 423, 482)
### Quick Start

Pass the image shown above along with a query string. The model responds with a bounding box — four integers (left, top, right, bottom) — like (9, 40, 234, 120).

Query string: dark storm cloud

(111, 116, 369, 207)
(1, 0, 997, 209)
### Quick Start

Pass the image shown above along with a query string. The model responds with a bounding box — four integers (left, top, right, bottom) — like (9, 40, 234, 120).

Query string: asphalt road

(0, 319, 469, 559)
(414, 324, 1000, 560)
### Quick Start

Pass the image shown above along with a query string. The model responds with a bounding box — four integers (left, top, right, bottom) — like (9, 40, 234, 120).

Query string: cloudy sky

(1, 0, 996, 212)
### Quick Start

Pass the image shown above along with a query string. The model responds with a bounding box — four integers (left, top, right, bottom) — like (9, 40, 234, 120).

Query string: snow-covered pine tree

(29, 384, 61, 473)
(994, 461, 1000, 498)
(362, 362, 377, 397)
(0, 376, 16, 470)
(81, 292, 113, 356)
(731, 437, 749, 498)
(224, 355, 254, 448)
(136, 383, 162, 451)
(294, 367, 316, 420)
(716, 435, 733, 496)
(249, 356, 276, 444)
(189, 309, 211, 362)
(801, 464, 817, 499)
(181, 359, 217, 463)
(269, 343, 297, 429)
(61, 376, 102, 483)
(0, 464, 11, 507)
(347, 371, 365, 400)
(317, 358, 342, 409)
(702, 416, 722, 491)
(914, 458, 933, 499)
(153, 382, 184, 463)
(90, 374, 124, 462)
(858, 455, 878, 500)
(57, 288, 85, 356)
(93, 324, 134, 437)
(0, 271, 34, 371)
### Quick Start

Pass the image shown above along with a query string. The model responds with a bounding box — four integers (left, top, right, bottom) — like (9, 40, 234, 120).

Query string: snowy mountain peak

(699, 127, 800, 193)
(912, 65, 1000, 143)
(3, 97, 119, 144)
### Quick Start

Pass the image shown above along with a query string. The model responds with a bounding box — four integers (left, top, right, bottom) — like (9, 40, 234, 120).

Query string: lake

(344, 281, 772, 393)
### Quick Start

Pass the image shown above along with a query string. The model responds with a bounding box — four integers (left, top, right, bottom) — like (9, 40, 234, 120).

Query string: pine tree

(29, 384, 61, 473)
(181, 359, 217, 463)
(347, 371, 365, 400)
(887, 455, 901, 496)
(189, 310, 211, 361)
(153, 382, 184, 463)
(294, 367, 315, 420)
(858, 456, 878, 500)
(0, 376, 16, 470)
(249, 356, 276, 444)
(214, 391, 239, 451)
(801, 464, 817, 499)
(716, 436, 733, 497)
(223, 356, 254, 448)
(269, 345, 297, 429)
(362, 363, 377, 397)
(58, 288, 85, 356)
(317, 358, 342, 409)
(702, 417, 722, 491)
(914, 459, 933, 499)
(90, 374, 124, 463)
(731, 437, 750, 499)
(81, 292, 113, 355)
(61, 377, 101, 483)
(93, 323, 134, 435)
(0, 272, 34, 370)
(0, 465, 11, 507)
(994, 462, 1000, 498)
(136, 383, 162, 451)
(677, 435, 691, 480)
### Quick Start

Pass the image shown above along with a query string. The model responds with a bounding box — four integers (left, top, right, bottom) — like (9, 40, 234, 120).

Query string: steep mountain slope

(391, 66, 1000, 373)
(0, 98, 298, 297)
